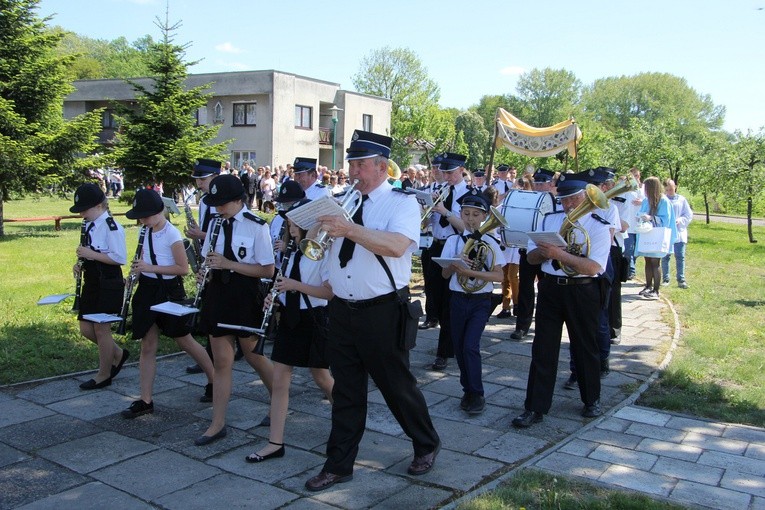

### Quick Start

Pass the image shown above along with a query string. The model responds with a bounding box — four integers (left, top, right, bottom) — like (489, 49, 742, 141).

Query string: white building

(63, 70, 392, 170)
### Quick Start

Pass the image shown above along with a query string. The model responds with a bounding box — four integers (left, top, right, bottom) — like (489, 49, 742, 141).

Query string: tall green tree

(512, 68, 582, 128)
(0, 0, 103, 236)
(113, 14, 227, 194)
(725, 129, 765, 243)
(352, 47, 440, 164)
(454, 110, 490, 169)
(51, 28, 153, 80)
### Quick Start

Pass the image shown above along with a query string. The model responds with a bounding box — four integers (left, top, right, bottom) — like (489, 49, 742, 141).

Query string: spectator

(661, 179, 692, 289)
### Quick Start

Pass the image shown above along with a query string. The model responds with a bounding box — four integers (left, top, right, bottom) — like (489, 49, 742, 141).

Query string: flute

(72, 220, 88, 312)
(116, 225, 147, 336)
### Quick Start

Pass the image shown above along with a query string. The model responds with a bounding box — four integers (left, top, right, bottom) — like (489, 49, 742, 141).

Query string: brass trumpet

(420, 184, 450, 229)
(605, 174, 638, 200)
(558, 184, 609, 277)
(458, 206, 508, 293)
(300, 179, 362, 260)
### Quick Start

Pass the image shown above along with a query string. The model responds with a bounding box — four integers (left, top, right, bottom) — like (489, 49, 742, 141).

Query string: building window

(232, 151, 256, 169)
(295, 105, 312, 129)
(102, 110, 117, 129)
(362, 114, 373, 132)
(213, 102, 224, 124)
(233, 102, 257, 126)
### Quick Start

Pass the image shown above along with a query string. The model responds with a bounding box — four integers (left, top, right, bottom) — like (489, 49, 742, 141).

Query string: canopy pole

(485, 109, 499, 183)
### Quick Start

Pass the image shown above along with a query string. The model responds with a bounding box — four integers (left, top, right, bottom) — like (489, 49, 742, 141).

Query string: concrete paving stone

(283, 465, 413, 510)
(475, 429, 549, 464)
(266, 410, 332, 452)
(613, 406, 672, 427)
(389, 447, 504, 492)
(589, 444, 659, 471)
(665, 415, 727, 436)
(419, 373, 465, 398)
(193, 396, 269, 431)
(14, 380, 87, 405)
(207, 444, 325, 485)
(428, 395, 513, 430)
(278, 497, 340, 509)
(284, 386, 333, 420)
(747, 443, 765, 461)
(720, 469, 765, 498)
(481, 385, 528, 410)
(355, 430, 414, 470)
(669, 479, 752, 510)
(93, 403, 196, 440)
(559, 439, 599, 457)
(362, 402, 405, 436)
(91, 448, 221, 501)
(428, 416, 504, 454)
(625, 421, 687, 443)
(0, 443, 28, 468)
(651, 456, 724, 485)
(481, 339, 532, 358)
(146, 385, 215, 413)
(37, 430, 157, 474)
(0, 398, 55, 429)
(0, 391, 13, 403)
(723, 424, 765, 445)
(481, 367, 530, 390)
(369, 483, 453, 510)
(682, 431, 749, 455)
(228, 369, 271, 401)
(480, 352, 535, 372)
(46, 389, 134, 421)
(579, 427, 643, 450)
(753, 496, 765, 510)
(157, 472, 299, 509)
(636, 438, 702, 463)
(698, 450, 765, 477)
(534, 451, 611, 479)
(595, 417, 631, 433)
(0, 457, 89, 510)
(1, 414, 102, 452)
(141, 421, 251, 460)
(598, 464, 676, 496)
(14, 481, 154, 510)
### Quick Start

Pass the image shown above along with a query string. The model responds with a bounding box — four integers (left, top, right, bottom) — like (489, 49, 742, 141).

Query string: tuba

(558, 184, 609, 276)
(605, 173, 638, 200)
(458, 206, 509, 293)
(387, 159, 402, 181)
(300, 179, 362, 260)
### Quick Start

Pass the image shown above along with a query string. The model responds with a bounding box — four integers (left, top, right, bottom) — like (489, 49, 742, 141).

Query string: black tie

(284, 250, 302, 327)
(439, 185, 455, 227)
(222, 218, 236, 261)
(338, 195, 368, 268)
(86, 222, 95, 247)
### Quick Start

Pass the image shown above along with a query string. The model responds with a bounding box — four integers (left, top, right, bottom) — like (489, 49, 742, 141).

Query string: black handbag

(375, 255, 423, 350)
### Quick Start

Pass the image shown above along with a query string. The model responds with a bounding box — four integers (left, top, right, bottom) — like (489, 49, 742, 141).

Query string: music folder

(284, 196, 345, 231)
(37, 293, 74, 305)
(525, 231, 567, 247)
(81, 313, 123, 323)
(431, 257, 469, 269)
(150, 301, 199, 316)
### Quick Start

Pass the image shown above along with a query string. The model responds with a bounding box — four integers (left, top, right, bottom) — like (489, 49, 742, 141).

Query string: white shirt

(493, 178, 513, 194)
(305, 181, 332, 201)
(86, 210, 127, 265)
(531, 211, 611, 276)
(277, 251, 330, 308)
(668, 193, 693, 243)
(327, 182, 419, 300)
(139, 222, 184, 278)
(442, 232, 502, 294)
(431, 180, 469, 240)
(201, 207, 273, 266)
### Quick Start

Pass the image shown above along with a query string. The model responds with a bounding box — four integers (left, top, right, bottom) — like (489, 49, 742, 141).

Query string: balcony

(319, 127, 332, 146)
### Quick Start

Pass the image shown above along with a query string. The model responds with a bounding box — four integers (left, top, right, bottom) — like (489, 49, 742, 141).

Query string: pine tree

(0, 0, 102, 236)
(113, 13, 228, 194)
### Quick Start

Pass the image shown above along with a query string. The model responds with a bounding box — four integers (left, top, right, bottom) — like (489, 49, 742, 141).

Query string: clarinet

(72, 220, 88, 312)
(253, 239, 296, 354)
(183, 193, 202, 271)
(116, 226, 148, 335)
(191, 216, 223, 309)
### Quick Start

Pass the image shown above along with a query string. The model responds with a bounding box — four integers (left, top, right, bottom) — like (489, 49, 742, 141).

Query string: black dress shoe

(496, 309, 512, 319)
(186, 363, 203, 374)
(418, 319, 438, 330)
(257, 415, 271, 427)
(194, 426, 227, 446)
(512, 410, 543, 428)
(582, 401, 603, 418)
(408, 442, 440, 475)
(466, 395, 485, 416)
(305, 471, 353, 492)
(563, 373, 578, 390)
(121, 399, 153, 419)
(110, 349, 130, 378)
(510, 329, 528, 340)
(79, 377, 112, 390)
(245, 442, 285, 463)
(430, 357, 447, 371)
(459, 393, 469, 411)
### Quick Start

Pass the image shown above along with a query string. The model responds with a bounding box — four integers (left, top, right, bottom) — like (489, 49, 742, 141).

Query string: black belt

(543, 274, 597, 285)
(334, 290, 399, 310)
(431, 239, 447, 246)
(452, 292, 491, 300)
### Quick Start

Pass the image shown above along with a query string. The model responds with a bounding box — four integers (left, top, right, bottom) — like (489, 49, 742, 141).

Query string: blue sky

(39, 0, 765, 133)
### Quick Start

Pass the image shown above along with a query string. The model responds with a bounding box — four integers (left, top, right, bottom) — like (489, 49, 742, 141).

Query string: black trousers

(608, 247, 623, 338)
(422, 241, 453, 358)
(524, 277, 602, 413)
(515, 249, 544, 332)
(323, 296, 440, 476)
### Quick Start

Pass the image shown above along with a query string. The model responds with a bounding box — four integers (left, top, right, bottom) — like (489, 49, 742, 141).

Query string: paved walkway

(1, 281, 763, 509)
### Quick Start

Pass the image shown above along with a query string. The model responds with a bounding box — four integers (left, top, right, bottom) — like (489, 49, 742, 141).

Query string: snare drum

(499, 190, 555, 247)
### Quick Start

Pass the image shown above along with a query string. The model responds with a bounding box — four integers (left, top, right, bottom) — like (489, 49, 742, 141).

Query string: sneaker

(121, 399, 153, 419)
(678, 280, 688, 289)
(496, 309, 512, 319)
(661, 278, 670, 286)
(638, 287, 651, 297)
(643, 290, 659, 300)
(563, 373, 578, 390)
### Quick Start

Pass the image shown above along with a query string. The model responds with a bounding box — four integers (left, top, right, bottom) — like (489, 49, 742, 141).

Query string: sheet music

(285, 196, 346, 231)
(217, 323, 262, 334)
(412, 189, 434, 208)
(37, 293, 74, 305)
(431, 257, 469, 269)
(150, 301, 199, 316)
(82, 313, 123, 323)
(526, 231, 567, 247)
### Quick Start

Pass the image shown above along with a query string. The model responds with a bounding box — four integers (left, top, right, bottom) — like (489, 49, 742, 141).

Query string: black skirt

(78, 261, 124, 321)
(131, 275, 190, 340)
(198, 270, 265, 338)
(271, 306, 329, 368)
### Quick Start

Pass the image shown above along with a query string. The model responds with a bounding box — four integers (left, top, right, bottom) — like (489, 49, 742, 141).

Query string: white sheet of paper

(285, 196, 346, 231)
(37, 293, 74, 305)
(431, 257, 469, 269)
(150, 301, 199, 316)
(217, 323, 261, 333)
(412, 189, 434, 208)
(526, 231, 567, 247)
(82, 313, 123, 323)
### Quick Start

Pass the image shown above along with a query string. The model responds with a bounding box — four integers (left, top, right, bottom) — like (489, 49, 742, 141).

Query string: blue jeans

(661, 242, 687, 282)
(624, 234, 637, 276)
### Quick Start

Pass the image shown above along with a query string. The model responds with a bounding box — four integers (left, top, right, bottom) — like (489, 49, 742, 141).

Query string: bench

(5, 213, 126, 231)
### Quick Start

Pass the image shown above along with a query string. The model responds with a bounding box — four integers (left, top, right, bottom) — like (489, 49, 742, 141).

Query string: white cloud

(215, 42, 244, 54)
(217, 60, 250, 71)
(499, 66, 526, 76)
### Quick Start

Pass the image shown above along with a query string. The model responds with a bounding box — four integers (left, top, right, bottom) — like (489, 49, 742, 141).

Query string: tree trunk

(703, 192, 710, 224)
(0, 188, 4, 237)
(748, 196, 757, 243)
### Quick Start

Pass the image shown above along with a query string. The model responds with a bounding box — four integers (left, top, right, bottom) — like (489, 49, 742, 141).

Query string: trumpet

(191, 216, 223, 309)
(558, 184, 609, 276)
(116, 225, 147, 335)
(72, 220, 88, 312)
(252, 239, 297, 354)
(457, 207, 508, 293)
(421, 184, 450, 229)
(299, 179, 362, 260)
(183, 192, 202, 272)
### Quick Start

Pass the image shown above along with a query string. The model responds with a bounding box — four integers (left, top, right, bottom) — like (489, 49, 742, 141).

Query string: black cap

(292, 157, 317, 173)
(70, 183, 105, 213)
(457, 189, 490, 212)
(191, 158, 222, 179)
(497, 164, 510, 172)
(431, 153, 444, 168)
(345, 130, 392, 160)
(592, 166, 616, 183)
(274, 180, 306, 203)
(556, 174, 588, 198)
(473, 170, 485, 178)
(203, 174, 246, 206)
(533, 168, 555, 183)
(126, 188, 165, 219)
(439, 153, 467, 172)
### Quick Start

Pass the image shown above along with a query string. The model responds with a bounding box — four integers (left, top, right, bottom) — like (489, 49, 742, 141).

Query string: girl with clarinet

(120, 189, 215, 419)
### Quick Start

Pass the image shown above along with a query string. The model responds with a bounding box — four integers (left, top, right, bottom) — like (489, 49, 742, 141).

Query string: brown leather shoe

(408, 442, 440, 475)
(304, 471, 353, 492)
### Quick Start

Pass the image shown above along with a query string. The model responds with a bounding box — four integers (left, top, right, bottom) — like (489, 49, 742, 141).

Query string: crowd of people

(68, 129, 692, 490)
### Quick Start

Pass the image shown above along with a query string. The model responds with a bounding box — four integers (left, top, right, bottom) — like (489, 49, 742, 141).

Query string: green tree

(352, 47, 440, 164)
(512, 68, 582, 128)
(113, 14, 227, 194)
(0, 0, 103, 236)
(454, 110, 490, 169)
(52, 28, 153, 80)
(725, 129, 765, 243)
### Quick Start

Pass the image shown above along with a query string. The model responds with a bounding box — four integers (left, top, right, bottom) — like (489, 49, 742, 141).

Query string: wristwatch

(444, 211, 452, 219)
